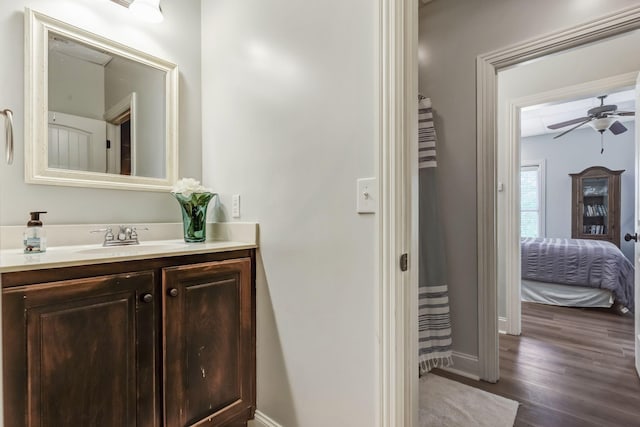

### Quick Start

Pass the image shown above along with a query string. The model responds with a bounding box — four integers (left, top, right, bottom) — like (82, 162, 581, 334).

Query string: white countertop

(0, 239, 257, 273)
(0, 222, 258, 273)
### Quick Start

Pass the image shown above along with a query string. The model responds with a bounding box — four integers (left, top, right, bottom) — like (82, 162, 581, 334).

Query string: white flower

(171, 178, 213, 197)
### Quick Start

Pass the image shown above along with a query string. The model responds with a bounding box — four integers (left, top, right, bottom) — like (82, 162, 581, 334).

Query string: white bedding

(521, 279, 613, 308)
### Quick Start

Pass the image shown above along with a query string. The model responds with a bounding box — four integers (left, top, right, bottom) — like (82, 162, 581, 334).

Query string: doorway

(477, 6, 640, 382)
(499, 73, 639, 336)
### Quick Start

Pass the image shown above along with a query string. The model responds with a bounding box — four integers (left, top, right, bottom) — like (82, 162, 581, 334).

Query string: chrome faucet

(92, 226, 148, 246)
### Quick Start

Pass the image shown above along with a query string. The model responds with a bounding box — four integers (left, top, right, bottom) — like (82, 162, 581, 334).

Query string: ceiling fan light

(129, 0, 164, 23)
(588, 117, 616, 132)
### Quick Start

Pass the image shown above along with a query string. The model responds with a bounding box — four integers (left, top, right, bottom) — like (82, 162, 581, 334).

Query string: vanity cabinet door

(163, 258, 255, 426)
(2, 271, 158, 427)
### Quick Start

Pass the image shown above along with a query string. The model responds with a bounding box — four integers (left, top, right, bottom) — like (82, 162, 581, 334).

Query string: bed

(520, 237, 634, 312)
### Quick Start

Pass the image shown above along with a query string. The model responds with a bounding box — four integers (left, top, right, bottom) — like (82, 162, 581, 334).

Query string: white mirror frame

(24, 8, 179, 192)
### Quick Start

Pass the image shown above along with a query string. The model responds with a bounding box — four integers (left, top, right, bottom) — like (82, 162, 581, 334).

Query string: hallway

(434, 302, 640, 426)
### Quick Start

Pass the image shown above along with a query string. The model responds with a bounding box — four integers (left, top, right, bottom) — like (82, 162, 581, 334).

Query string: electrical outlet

(232, 194, 240, 218)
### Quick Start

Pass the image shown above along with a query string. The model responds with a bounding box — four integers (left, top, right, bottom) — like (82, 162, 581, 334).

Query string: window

(520, 161, 545, 238)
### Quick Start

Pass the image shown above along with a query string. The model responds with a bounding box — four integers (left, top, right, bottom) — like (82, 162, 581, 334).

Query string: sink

(76, 242, 187, 255)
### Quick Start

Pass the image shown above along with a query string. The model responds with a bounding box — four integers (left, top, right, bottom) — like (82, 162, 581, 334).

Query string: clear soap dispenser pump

(23, 211, 47, 253)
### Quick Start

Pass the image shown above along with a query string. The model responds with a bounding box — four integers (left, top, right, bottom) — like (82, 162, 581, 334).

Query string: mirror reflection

(48, 32, 166, 178)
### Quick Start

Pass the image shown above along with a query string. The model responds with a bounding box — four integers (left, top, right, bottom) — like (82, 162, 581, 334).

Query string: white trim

(503, 158, 545, 336)
(498, 102, 523, 337)
(520, 160, 546, 238)
(477, 5, 640, 383)
(498, 317, 508, 334)
(440, 351, 480, 381)
(250, 411, 283, 427)
(104, 92, 137, 175)
(635, 73, 640, 377)
(104, 92, 136, 125)
(378, 0, 418, 425)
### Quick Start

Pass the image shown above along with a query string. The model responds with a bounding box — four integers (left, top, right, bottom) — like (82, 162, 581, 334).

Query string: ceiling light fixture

(587, 117, 616, 133)
(129, 0, 164, 23)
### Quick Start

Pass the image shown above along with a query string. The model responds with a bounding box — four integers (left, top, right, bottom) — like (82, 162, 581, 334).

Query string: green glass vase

(173, 192, 216, 242)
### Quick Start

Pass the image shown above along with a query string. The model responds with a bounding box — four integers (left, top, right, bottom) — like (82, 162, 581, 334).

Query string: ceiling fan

(547, 95, 635, 139)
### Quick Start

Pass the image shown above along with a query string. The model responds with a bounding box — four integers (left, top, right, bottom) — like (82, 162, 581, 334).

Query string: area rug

(419, 374, 519, 427)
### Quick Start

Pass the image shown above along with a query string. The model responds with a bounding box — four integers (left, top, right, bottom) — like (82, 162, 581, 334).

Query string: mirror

(25, 9, 178, 191)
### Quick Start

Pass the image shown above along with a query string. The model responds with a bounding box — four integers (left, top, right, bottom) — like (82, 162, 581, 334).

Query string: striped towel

(418, 97, 453, 374)
(419, 98, 437, 168)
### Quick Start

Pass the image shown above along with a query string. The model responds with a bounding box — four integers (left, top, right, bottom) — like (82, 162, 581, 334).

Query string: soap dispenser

(23, 211, 47, 253)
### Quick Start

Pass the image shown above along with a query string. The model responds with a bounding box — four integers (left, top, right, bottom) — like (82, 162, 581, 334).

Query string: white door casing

(635, 71, 640, 377)
(378, 0, 419, 425)
(478, 5, 640, 382)
(104, 92, 137, 176)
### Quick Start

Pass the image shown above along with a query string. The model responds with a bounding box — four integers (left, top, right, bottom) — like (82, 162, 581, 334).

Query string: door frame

(378, 0, 419, 425)
(477, 5, 640, 382)
(635, 73, 640, 377)
(500, 73, 638, 337)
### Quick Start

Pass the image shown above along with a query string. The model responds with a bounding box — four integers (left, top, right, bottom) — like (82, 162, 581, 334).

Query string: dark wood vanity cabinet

(163, 258, 255, 426)
(2, 250, 256, 427)
(3, 271, 158, 427)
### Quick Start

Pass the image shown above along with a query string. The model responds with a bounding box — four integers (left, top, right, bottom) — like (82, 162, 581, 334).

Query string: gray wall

(521, 125, 635, 262)
(418, 0, 640, 357)
(0, 0, 201, 226)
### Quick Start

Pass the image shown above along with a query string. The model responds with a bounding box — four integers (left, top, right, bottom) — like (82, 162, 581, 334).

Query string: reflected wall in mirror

(49, 33, 166, 178)
(26, 8, 179, 191)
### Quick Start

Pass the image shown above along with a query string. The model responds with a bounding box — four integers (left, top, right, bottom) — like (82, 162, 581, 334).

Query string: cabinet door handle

(168, 288, 178, 297)
(141, 293, 153, 303)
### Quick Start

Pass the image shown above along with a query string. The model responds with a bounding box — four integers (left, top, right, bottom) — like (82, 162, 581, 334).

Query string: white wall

(521, 125, 636, 262)
(419, 0, 640, 360)
(0, 0, 201, 226)
(49, 51, 105, 120)
(201, 1, 377, 426)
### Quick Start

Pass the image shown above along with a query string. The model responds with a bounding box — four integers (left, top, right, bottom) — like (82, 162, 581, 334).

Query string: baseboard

(440, 351, 480, 380)
(498, 316, 507, 334)
(249, 411, 283, 427)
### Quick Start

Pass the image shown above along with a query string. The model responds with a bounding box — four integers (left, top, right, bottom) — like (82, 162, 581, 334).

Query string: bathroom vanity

(1, 241, 256, 427)
(3, 7, 258, 425)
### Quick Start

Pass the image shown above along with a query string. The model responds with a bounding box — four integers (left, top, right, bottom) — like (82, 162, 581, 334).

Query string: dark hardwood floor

(433, 302, 640, 427)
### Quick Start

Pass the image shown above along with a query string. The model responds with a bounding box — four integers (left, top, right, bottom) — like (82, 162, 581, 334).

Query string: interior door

(635, 71, 640, 377)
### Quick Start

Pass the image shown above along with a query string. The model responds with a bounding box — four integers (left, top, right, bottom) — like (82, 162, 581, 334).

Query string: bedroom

(518, 90, 635, 314)
(496, 26, 640, 323)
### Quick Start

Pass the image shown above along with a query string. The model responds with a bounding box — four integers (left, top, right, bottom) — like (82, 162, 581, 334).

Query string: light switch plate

(357, 178, 377, 214)
(232, 194, 240, 218)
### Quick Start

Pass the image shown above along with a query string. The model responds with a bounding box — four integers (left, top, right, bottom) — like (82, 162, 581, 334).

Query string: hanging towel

(418, 97, 453, 375)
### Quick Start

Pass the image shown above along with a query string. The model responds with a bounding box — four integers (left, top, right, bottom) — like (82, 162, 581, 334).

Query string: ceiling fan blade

(609, 120, 627, 135)
(553, 118, 592, 139)
(547, 116, 591, 130)
(614, 111, 635, 116)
